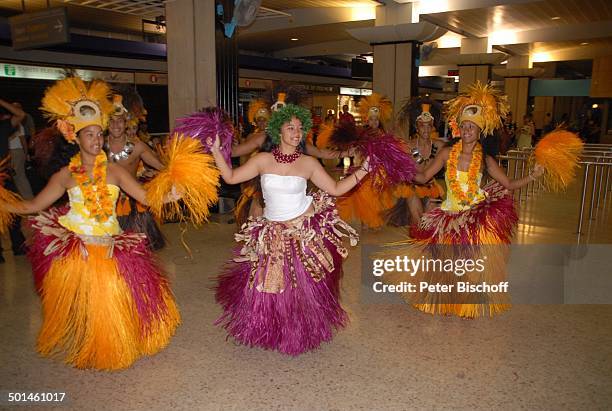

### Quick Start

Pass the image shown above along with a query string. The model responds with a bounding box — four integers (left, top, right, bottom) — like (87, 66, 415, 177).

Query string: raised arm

(485, 155, 543, 190)
(231, 131, 265, 157)
(136, 140, 164, 170)
(413, 146, 449, 184)
(308, 156, 369, 197)
(305, 143, 351, 160)
(14, 168, 68, 213)
(0, 99, 25, 127)
(211, 135, 261, 185)
(110, 163, 148, 204)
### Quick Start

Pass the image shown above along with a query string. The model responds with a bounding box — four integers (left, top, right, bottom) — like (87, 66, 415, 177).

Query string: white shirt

(9, 125, 24, 149)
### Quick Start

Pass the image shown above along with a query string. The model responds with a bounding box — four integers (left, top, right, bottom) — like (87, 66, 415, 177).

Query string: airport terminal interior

(0, 0, 611, 409)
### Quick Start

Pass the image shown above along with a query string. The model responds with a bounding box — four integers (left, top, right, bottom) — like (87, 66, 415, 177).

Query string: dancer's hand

(361, 156, 371, 172)
(530, 163, 544, 180)
(207, 134, 220, 153)
(164, 185, 182, 203)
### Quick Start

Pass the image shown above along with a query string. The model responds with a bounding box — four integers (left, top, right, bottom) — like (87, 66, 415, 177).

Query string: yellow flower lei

(69, 152, 114, 223)
(447, 140, 482, 206)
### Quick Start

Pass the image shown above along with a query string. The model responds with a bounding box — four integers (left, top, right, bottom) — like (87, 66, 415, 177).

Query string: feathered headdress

(399, 96, 442, 131)
(111, 94, 129, 118)
(445, 81, 509, 136)
(112, 84, 147, 127)
(358, 93, 392, 123)
(264, 83, 307, 110)
(247, 99, 270, 126)
(41, 77, 113, 142)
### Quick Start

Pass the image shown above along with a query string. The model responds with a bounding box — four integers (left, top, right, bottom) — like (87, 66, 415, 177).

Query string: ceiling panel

(424, 0, 612, 37)
(239, 19, 372, 51)
(262, 1, 379, 10)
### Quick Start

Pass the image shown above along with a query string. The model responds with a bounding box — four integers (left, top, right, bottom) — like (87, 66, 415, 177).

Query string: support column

(166, 0, 216, 130)
(494, 56, 545, 129)
(373, 41, 419, 116)
(457, 37, 499, 93)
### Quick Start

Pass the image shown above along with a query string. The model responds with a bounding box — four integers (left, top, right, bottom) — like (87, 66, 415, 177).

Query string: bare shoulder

(433, 139, 446, 149)
(248, 131, 266, 144)
(300, 154, 320, 166)
(107, 162, 127, 178)
(437, 145, 452, 159)
(132, 139, 148, 152)
(53, 166, 72, 183)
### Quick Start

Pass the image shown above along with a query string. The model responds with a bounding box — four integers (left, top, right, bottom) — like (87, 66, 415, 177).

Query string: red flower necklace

(272, 146, 302, 164)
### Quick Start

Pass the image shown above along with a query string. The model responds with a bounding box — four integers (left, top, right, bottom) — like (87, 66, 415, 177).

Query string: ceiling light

(580, 42, 589, 46)
(592, 103, 599, 109)
(501, 60, 508, 64)
(551, 16, 561, 20)
(290, 38, 299, 41)
(532, 52, 551, 62)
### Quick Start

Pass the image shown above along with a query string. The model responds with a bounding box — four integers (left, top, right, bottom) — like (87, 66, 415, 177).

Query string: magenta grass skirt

(215, 192, 359, 356)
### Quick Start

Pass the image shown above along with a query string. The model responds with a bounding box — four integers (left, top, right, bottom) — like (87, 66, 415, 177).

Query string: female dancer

(229, 96, 352, 227)
(211, 104, 367, 355)
(386, 82, 544, 318)
(387, 99, 445, 226)
(336, 93, 395, 229)
(2, 77, 216, 369)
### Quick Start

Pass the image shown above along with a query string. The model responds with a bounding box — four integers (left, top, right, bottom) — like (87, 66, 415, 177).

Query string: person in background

(516, 114, 535, 148)
(0, 98, 27, 261)
(338, 104, 355, 125)
(13, 102, 35, 141)
(8, 106, 34, 199)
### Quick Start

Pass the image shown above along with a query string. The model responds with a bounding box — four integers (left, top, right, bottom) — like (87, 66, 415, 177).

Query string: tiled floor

(1, 175, 611, 410)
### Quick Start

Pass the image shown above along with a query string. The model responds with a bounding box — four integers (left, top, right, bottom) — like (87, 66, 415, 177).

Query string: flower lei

(447, 140, 482, 206)
(69, 152, 114, 223)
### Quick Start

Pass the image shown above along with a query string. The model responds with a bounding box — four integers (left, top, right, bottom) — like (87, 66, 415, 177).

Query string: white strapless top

(261, 174, 313, 221)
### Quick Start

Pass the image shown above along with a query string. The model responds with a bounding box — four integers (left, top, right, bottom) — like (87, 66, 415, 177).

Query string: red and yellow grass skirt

(27, 207, 180, 370)
(337, 174, 394, 229)
(385, 182, 517, 318)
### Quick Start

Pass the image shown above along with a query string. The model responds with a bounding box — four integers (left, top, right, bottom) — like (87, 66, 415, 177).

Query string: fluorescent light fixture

(291, 38, 299, 41)
(532, 52, 551, 62)
(351, 6, 376, 21)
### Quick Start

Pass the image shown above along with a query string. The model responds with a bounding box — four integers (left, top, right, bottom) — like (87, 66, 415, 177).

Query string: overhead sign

(0, 62, 134, 83)
(1, 63, 65, 80)
(340, 87, 372, 96)
(9, 7, 70, 50)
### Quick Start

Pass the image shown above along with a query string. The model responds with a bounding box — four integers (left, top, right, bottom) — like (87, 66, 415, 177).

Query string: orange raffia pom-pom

(0, 158, 23, 233)
(447, 140, 482, 207)
(145, 135, 220, 225)
(69, 152, 113, 223)
(533, 129, 584, 191)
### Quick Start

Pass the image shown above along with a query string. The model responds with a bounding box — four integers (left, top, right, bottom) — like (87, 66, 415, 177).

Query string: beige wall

(312, 94, 339, 117)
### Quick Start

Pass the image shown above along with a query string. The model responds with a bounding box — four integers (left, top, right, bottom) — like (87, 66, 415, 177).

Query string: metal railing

(498, 144, 612, 237)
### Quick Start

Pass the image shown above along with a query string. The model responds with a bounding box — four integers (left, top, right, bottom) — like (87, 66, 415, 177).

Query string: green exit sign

(4, 65, 16, 76)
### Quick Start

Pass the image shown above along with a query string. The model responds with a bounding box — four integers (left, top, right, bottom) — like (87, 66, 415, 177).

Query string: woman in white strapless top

(210, 104, 370, 356)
